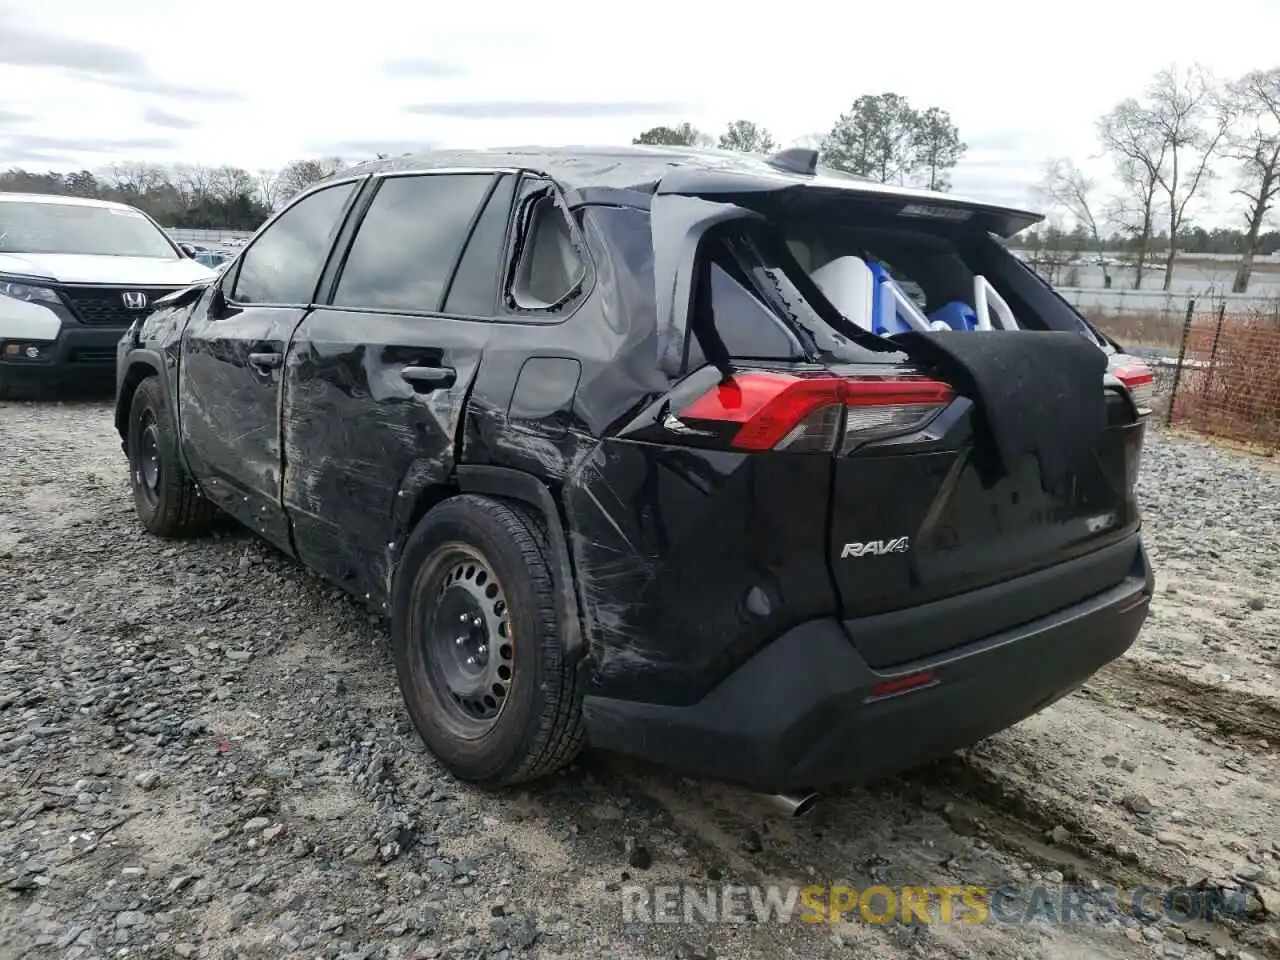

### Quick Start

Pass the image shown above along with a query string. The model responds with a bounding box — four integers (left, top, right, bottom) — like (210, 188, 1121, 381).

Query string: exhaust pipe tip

(766, 791, 820, 817)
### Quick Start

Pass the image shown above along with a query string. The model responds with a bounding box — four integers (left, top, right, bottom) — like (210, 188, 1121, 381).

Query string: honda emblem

(122, 291, 148, 310)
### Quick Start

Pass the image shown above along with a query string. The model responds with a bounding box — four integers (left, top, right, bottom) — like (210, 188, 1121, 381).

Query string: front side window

(232, 181, 356, 305)
(332, 173, 495, 313)
(0, 200, 177, 258)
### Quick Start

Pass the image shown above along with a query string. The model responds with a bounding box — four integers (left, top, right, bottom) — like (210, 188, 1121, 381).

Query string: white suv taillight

(1109, 355, 1156, 417)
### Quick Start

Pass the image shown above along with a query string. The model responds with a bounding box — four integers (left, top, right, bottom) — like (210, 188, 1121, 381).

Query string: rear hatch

(644, 186, 1149, 669)
(824, 364, 1144, 667)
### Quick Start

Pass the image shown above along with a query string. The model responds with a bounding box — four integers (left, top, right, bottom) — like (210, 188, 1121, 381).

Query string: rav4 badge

(841, 537, 911, 558)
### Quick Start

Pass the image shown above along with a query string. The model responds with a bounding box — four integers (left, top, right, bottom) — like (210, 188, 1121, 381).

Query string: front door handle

(248, 351, 282, 370)
(401, 365, 456, 391)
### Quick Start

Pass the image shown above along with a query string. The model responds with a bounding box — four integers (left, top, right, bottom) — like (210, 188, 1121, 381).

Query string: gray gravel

(1, 399, 1277, 960)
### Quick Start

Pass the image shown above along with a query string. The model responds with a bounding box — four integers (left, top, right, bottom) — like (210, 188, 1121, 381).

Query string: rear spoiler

(653, 167, 1043, 239)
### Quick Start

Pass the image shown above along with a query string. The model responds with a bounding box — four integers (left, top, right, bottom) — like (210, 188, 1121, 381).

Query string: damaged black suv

(115, 146, 1155, 793)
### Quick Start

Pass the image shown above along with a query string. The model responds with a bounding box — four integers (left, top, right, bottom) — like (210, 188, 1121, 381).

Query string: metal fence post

(1201, 302, 1228, 405)
(1166, 297, 1196, 427)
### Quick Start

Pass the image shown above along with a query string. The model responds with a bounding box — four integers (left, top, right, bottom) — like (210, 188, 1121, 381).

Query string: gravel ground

(1, 398, 1278, 960)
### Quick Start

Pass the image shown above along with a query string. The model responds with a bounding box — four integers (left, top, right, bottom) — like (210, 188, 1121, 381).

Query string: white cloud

(2, 0, 1279, 226)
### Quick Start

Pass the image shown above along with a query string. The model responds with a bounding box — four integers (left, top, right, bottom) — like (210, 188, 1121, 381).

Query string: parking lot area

(2, 398, 1278, 960)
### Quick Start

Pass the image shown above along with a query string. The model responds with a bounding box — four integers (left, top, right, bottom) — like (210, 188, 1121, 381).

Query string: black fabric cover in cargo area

(890, 330, 1108, 491)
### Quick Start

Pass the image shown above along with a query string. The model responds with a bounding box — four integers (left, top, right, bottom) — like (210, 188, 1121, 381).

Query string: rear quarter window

(580, 205, 802, 372)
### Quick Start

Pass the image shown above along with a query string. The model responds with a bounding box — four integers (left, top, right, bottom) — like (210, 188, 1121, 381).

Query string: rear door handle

(248, 351, 282, 370)
(401, 365, 456, 391)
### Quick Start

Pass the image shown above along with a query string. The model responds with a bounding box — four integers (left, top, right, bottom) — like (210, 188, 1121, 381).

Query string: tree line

(1035, 65, 1280, 293)
(635, 95, 966, 191)
(0, 157, 348, 232)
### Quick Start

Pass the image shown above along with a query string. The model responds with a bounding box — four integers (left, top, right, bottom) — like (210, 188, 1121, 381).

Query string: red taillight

(1110, 358, 1155, 417)
(1113, 365, 1154, 388)
(680, 371, 954, 452)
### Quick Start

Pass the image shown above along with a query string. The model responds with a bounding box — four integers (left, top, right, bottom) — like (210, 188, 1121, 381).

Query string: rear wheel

(126, 376, 217, 537)
(391, 495, 585, 786)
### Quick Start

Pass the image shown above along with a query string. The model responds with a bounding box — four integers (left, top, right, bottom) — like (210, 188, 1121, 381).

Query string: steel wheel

(134, 410, 162, 510)
(419, 544, 514, 737)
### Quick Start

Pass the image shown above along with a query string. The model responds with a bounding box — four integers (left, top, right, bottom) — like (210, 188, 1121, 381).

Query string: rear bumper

(582, 539, 1154, 793)
(0, 327, 124, 386)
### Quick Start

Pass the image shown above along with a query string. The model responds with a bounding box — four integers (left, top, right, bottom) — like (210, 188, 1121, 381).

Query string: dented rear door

(280, 171, 514, 602)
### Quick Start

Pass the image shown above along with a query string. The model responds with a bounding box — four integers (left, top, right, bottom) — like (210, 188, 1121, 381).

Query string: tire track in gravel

(609, 761, 1181, 960)
(1080, 657, 1280, 749)
(914, 695, 1280, 958)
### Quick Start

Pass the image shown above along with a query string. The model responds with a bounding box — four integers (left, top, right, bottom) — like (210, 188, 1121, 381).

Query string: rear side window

(684, 243, 804, 370)
(579, 205, 800, 371)
(233, 181, 355, 305)
(333, 173, 494, 313)
(442, 174, 515, 316)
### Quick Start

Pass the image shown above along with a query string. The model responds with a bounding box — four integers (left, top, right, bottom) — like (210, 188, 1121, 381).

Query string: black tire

(390, 494, 585, 787)
(126, 376, 217, 537)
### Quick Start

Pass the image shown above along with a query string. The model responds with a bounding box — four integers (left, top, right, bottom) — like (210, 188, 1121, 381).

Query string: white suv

(0, 192, 216, 398)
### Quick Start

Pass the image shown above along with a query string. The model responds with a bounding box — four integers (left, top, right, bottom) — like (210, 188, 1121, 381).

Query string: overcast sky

(2, 0, 1279, 226)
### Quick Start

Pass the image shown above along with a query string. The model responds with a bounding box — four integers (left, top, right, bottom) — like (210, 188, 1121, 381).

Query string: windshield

(0, 200, 178, 258)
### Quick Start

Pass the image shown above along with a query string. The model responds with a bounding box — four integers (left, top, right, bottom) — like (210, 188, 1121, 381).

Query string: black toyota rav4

(115, 146, 1155, 794)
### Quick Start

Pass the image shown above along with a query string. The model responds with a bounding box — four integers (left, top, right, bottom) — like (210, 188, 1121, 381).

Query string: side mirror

(179, 242, 199, 259)
(208, 277, 237, 319)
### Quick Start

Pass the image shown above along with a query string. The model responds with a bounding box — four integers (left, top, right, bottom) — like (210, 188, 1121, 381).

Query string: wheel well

(405, 482, 460, 539)
(116, 362, 156, 440)
(405, 476, 563, 540)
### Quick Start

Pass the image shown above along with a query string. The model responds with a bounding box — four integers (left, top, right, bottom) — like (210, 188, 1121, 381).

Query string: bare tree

(1224, 68, 1280, 292)
(172, 164, 215, 207)
(1144, 66, 1234, 290)
(208, 166, 255, 204)
(106, 161, 169, 197)
(277, 157, 346, 203)
(1038, 158, 1111, 285)
(256, 168, 284, 211)
(1099, 96, 1174, 291)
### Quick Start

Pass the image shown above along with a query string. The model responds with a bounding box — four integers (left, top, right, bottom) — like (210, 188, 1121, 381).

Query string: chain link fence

(165, 227, 255, 244)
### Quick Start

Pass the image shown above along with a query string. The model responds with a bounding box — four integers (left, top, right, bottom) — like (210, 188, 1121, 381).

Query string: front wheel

(126, 376, 217, 537)
(390, 495, 585, 787)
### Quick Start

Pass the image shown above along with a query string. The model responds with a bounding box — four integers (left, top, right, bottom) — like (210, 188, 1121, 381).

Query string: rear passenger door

(280, 170, 515, 600)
